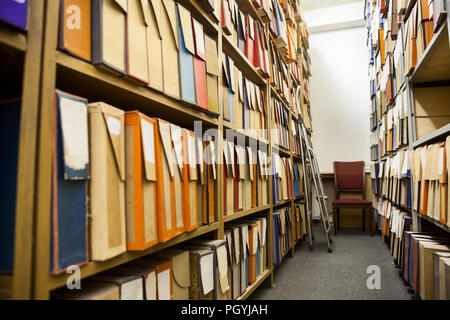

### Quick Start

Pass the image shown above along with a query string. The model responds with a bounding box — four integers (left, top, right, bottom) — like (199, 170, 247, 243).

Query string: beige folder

(52, 282, 120, 300)
(439, 257, 450, 300)
(225, 141, 235, 215)
(146, 0, 164, 91)
(88, 102, 126, 261)
(87, 274, 144, 300)
(419, 243, 450, 300)
(126, 0, 149, 84)
(154, 248, 190, 300)
(205, 35, 220, 116)
(161, 0, 180, 99)
(92, 0, 127, 75)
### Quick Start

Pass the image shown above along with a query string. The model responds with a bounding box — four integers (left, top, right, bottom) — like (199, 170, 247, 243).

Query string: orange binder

(124, 112, 158, 251)
(192, 18, 208, 111)
(155, 119, 185, 242)
(182, 129, 199, 232)
(59, 0, 91, 61)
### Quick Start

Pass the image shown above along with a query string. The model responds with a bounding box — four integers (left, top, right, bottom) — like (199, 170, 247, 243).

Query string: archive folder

(124, 111, 158, 251)
(146, 0, 164, 92)
(59, 0, 91, 61)
(105, 265, 157, 300)
(130, 258, 173, 300)
(176, 3, 196, 105)
(192, 17, 209, 111)
(183, 247, 214, 300)
(203, 139, 216, 224)
(161, 0, 180, 99)
(155, 119, 185, 242)
(205, 35, 220, 117)
(126, 0, 149, 84)
(92, 0, 127, 75)
(0, 99, 21, 273)
(88, 273, 144, 300)
(0, 0, 28, 31)
(88, 102, 126, 261)
(182, 129, 199, 232)
(50, 91, 89, 274)
(188, 239, 230, 300)
(155, 248, 190, 300)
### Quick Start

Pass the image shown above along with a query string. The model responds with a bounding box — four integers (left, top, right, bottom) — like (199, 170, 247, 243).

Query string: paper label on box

(107, 116, 121, 136)
(438, 147, 444, 176)
(141, 119, 155, 164)
(59, 97, 89, 171)
(157, 269, 171, 300)
(200, 254, 214, 295)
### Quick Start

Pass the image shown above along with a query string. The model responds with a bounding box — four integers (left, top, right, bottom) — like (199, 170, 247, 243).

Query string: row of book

(374, 198, 450, 300)
(271, 97, 290, 149)
(222, 140, 270, 216)
(52, 216, 268, 300)
(410, 138, 449, 225)
(272, 155, 303, 203)
(221, 54, 267, 138)
(370, 148, 412, 209)
(0, 91, 221, 274)
(222, 0, 271, 79)
(58, 0, 223, 115)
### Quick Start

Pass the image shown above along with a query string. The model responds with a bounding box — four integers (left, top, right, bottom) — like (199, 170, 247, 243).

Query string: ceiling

(302, 0, 362, 11)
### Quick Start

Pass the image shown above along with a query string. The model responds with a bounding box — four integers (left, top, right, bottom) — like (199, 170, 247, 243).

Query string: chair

(332, 161, 373, 236)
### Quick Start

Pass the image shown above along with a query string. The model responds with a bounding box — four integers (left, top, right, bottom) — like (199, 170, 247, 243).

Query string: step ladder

(296, 87, 333, 253)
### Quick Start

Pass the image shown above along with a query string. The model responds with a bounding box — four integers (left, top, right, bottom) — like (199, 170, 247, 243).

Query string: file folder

(59, 0, 91, 62)
(50, 91, 89, 274)
(176, 3, 196, 105)
(0, 0, 28, 31)
(161, 0, 180, 99)
(239, 223, 249, 293)
(130, 257, 173, 300)
(124, 111, 158, 251)
(203, 139, 216, 224)
(88, 102, 126, 261)
(192, 17, 209, 111)
(205, 35, 220, 117)
(126, 0, 149, 84)
(0, 99, 21, 273)
(188, 239, 230, 300)
(221, 0, 232, 35)
(87, 273, 143, 300)
(92, 0, 127, 75)
(155, 119, 185, 242)
(104, 265, 157, 300)
(182, 129, 199, 231)
(155, 248, 190, 300)
(146, 0, 164, 92)
(181, 247, 214, 300)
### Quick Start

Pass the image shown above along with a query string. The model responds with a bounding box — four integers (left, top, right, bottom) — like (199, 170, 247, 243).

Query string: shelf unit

(0, 0, 313, 300)
(367, 0, 450, 234)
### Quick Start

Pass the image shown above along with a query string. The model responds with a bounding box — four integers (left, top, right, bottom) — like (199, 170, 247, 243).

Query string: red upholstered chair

(332, 161, 373, 236)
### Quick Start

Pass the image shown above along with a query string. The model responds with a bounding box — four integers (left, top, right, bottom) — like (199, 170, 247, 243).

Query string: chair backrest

(333, 161, 365, 199)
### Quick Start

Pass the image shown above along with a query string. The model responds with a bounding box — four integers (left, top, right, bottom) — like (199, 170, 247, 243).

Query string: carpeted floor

(250, 226, 412, 300)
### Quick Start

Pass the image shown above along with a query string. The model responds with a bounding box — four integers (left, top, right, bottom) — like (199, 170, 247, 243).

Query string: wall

(304, 2, 371, 174)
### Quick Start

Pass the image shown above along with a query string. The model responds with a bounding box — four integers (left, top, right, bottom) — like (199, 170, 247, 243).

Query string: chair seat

(332, 198, 372, 206)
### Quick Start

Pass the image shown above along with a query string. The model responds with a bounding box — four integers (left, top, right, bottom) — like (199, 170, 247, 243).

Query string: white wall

(304, 2, 371, 173)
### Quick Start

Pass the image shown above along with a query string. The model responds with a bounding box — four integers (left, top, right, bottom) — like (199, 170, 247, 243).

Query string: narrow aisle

(251, 226, 411, 300)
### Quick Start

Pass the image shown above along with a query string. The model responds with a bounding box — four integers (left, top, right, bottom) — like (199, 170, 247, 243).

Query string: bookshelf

(366, 0, 450, 235)
(0, 0, 313, 300)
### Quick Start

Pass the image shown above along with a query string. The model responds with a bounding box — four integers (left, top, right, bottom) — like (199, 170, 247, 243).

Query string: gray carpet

(250, 226, 412, 300)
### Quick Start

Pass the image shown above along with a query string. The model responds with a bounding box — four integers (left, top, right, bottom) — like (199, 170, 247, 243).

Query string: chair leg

(362, 208, 366, 232)
(337, 208, 340, 231)
(333, 207, 337, 236)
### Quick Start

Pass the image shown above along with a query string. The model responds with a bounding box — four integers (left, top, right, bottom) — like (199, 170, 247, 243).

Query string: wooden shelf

(415, 210, 450, 233)
(224, 204, 271, 223)
(47, 222, 219, 291)
(222, 34, 266, 86)
(177, 0, 219, 36)
(412, 123, 450, 148)
(56, 52, 219, 130)
(235, 0, 264, 25)
(270, 86, 290, 109)
(410, 23, 450, 85)
(273, 199, 292, 208)
(236, 269, 272, 300)
(0, 25, 26, 53)
(272, 144, 291, 157)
